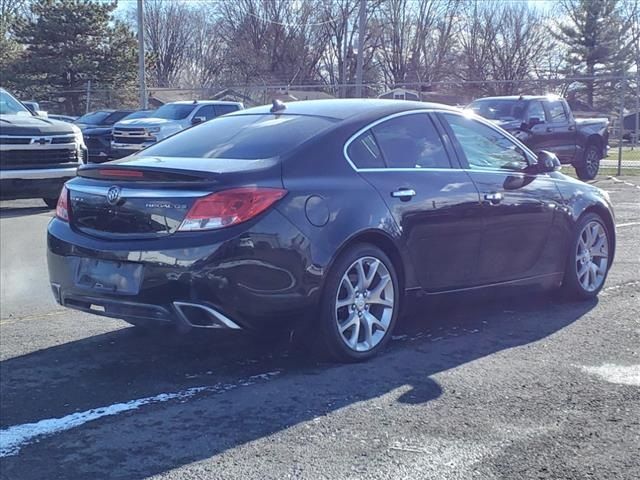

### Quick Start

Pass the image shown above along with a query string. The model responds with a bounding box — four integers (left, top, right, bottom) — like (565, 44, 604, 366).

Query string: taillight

(178, 187, 287, 232)
(56, 185, 70, 221)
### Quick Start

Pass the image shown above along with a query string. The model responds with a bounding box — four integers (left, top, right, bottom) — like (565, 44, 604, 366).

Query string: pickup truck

(110, 100, 243, 159)
(0, 88, 86, 207)
(468, 95, 609, 180)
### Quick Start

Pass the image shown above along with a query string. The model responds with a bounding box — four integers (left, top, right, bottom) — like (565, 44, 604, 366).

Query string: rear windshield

(139, 114, 337, 160)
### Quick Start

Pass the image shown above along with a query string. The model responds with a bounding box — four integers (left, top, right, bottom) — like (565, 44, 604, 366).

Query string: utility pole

(355, 0, 366, 98)
(137, 0, 147, 109)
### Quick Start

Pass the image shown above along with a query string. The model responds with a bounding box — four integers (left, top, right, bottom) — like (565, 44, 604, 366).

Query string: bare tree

(458, 1, 550, 96)
(143, 0, 194, 87)
(374, 0, 460, 88)
(216, 0, 328, 87)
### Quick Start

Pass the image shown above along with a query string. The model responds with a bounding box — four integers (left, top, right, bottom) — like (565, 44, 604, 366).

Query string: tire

(574, 143, 601, 181)
(43, 197, 58, 209)
(316, 244, 400, 362)
(561, 212, 611, 300)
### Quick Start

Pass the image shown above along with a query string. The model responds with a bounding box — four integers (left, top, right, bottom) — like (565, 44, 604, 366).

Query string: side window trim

(343, 109, 454, 172)
(437, 111, 536, 172)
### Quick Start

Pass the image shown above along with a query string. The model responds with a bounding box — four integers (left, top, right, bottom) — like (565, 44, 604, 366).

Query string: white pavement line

(617, 222, 640, 228)
(0, 371, 280, 457)
(580, 364, 640, 387)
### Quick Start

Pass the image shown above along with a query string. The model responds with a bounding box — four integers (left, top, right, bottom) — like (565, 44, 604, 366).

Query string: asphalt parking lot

(0, 176, 638, 480)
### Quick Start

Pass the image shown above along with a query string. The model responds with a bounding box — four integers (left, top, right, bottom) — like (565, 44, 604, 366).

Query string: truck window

(547, 101, 568, 122)
(527, 101, 546, 122)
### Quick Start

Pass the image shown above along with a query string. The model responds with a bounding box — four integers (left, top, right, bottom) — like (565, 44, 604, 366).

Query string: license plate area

(75, 258, 143, 295)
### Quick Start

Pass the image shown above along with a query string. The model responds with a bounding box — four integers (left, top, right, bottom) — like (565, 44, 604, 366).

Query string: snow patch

(581, 364, 640, 386)
(0, 371, 280, 457)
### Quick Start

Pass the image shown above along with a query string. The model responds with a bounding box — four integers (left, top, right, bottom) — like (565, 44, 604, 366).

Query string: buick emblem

(106, 186, 121, 205)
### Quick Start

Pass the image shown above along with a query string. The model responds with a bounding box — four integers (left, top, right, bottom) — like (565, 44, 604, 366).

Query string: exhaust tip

(173, 302, 242, 330)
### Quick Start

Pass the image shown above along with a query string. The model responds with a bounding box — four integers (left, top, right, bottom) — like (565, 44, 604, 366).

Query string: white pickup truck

(0, 88, 86, 207)
(110, 100, 243, 159)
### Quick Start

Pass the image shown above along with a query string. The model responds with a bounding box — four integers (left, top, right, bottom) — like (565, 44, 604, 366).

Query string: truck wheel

(43, 197, 58, 209)
(574, 143, 601, 181)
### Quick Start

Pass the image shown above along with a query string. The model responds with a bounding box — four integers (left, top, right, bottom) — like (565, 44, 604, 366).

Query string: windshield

(469, 99, 528, 122)
(122, 110, 156, 121)
(75, 111, 112, 125)
(153, 104, 196, 120)
(0, 90, 32, 116)
(139, 114, 337, 160)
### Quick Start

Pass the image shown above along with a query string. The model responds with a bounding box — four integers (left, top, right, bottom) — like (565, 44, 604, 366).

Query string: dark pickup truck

(468, 95, 609, 180)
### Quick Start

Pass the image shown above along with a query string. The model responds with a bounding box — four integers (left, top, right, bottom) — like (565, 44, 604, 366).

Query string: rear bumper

(46, 210, 324, 331)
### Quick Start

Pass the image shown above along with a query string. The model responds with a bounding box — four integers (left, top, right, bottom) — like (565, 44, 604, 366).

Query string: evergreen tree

(554, 0, 638, 108)
(9, 0, 138, 114)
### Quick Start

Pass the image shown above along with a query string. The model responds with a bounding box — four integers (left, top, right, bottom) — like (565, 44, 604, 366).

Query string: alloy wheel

(585, 147, 599, 178)
(335, 256, 395, 352)
(575, 220, 609, 292)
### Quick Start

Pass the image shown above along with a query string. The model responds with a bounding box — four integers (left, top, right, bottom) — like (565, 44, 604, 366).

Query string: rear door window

(372, 114, 450, 169)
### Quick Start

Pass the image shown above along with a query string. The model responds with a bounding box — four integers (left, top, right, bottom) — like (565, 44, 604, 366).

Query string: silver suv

(111, 100, 243, 159)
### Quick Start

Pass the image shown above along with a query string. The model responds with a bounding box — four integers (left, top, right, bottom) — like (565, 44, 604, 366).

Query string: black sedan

(47, 100, 615, 362)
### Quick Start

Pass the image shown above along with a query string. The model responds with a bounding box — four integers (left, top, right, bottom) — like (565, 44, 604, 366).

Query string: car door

(346, 111, 484, 291)
(542, 99, 577, 163)
(439, 112, 564, 284)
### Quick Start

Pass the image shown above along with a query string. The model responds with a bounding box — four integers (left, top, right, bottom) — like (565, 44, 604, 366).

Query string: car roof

(231, 99, 459, 121)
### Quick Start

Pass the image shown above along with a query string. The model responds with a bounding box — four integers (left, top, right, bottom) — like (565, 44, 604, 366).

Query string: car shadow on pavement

(0, 205, 52, 219)
(0, 289, 597, 479)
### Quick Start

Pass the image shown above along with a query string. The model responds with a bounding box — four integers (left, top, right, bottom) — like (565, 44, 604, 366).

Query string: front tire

(317, 244, 400, 362)
(561, 212, 611, 299)
(574, 143, 601, 181)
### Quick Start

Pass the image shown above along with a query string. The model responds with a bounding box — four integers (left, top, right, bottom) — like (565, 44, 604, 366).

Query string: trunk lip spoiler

(68, 183, 211, 198)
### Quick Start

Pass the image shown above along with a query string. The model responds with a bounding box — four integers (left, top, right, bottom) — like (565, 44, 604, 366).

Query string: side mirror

(536, 150, 561, 173)
(36, 110, 48, 118)
(191, 116, 205, 125)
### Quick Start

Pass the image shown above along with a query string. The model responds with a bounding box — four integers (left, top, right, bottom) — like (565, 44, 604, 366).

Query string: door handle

(391, 188, 416, 201)
(484, 192, 503, 205)
(546, 127, 553, 133)
(568, 125, 575, 131)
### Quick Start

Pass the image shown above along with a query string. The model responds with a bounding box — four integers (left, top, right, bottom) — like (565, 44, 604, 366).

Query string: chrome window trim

(342, 108, 539, 175)
(68, 183, 211, 198)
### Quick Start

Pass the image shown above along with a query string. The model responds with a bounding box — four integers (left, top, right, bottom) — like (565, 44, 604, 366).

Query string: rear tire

(43, 197, 58, 209)
(316, 244, 400, 363)
(574, 143, 601, 181)
(561, 212, 611, 300)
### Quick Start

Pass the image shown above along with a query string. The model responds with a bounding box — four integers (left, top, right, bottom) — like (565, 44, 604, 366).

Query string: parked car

(468, 95, 609, 180)
(75, 110, 151, 163)
(110, 100, 243, 159)
(48, 114, 78, 123)
(47, 99, 615, 362)
(0, 88, 86, 207)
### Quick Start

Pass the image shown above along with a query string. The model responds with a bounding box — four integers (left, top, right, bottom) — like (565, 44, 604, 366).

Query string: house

(378, 88, 421, 101)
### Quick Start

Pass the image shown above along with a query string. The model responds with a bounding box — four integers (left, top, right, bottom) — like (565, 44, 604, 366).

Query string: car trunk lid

(69, 158, 281, 239)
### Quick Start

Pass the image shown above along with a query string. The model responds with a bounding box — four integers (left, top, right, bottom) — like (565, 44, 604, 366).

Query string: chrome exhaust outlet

(173, 302, 242, 330)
